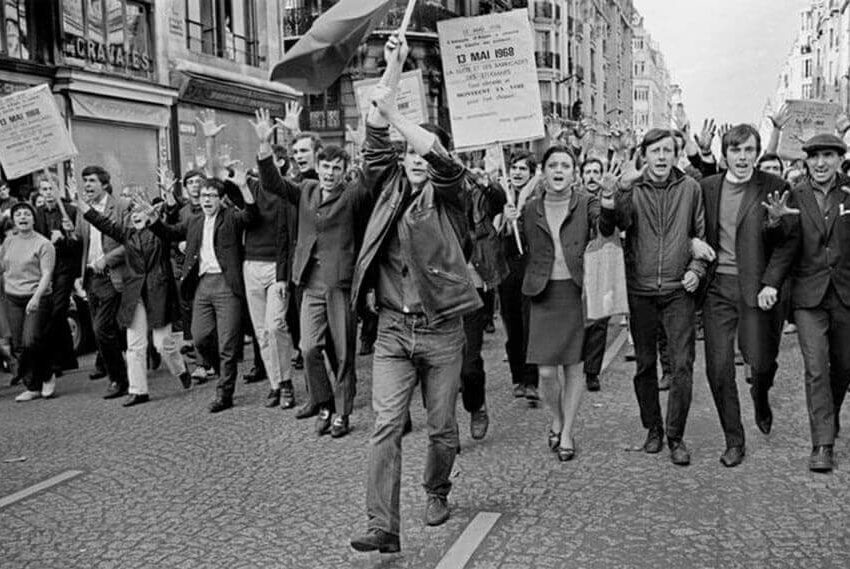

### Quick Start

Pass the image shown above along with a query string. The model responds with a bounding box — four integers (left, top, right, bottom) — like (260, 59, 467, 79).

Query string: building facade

(630, 10, 672, 137)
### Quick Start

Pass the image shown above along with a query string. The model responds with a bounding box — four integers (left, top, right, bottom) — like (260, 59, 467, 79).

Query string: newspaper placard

(438, 9, 544, 150)
(352, 70, 427, 141)
(778, 99, 842, 160)
(0, 84, 77, 179)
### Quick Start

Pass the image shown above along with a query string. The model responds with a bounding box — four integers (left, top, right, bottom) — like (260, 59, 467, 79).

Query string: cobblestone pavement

(1, 321, 849, 569)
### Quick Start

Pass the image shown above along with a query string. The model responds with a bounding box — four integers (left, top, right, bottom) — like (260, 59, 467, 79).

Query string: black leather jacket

(351, 125, 481, 324)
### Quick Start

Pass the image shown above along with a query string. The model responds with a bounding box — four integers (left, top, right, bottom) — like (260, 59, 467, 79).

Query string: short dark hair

(293, 132, 323, 152)
(541, 145, 576, 170)
(509, 150, 537, 174)
(640, 129, 678, 156)
(317, 144, 350, 168)
(757, 152, 784, 174)
(722, 124, 761, 157)
(81, 165, 112, 193)
(183, 168, 206, 186)
(581, 157, 604, 176)
(203, 177, 227, 197)
(420, 123, 452, 151)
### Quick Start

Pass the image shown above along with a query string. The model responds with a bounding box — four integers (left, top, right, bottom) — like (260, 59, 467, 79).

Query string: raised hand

(250, 108, 277, 143)
(156, 167, 178, 206)
(196, 109, 226, 138)
(370, 82, 398, 119)
(131, 192, 158, 223)
(770, 103, 792, 130)
(718, 122, 733, 141)
(761, 190, 800, 223)
(194, 150, 208, 171)
(225, 159, 248, 189)
(279, 101, 303, 133)
(619, 153, 645, 188)
(383, 30, 409, 67)
(695, 119, 716, 152)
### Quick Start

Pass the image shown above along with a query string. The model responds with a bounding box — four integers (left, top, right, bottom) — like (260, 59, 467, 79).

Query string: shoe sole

(350, 541, 400, 554)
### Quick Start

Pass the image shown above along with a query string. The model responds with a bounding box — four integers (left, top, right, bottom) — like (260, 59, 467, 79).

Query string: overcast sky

(632, 0, 811, 126)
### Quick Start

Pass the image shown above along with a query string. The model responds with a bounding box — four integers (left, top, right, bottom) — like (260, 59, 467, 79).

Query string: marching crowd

(2, 33, 850, 554)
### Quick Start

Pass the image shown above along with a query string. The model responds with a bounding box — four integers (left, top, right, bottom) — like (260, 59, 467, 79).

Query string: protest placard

(352, 69, 427, 140)
(438, 9, 544, 150)
(0, 84, 77, 180)
(777, 99, 842, 160)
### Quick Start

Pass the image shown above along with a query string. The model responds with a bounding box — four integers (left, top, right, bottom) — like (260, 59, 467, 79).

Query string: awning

(173, 59, 302, 117)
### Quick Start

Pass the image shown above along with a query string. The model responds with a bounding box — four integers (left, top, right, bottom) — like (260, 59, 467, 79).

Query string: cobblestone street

(2, 322, 849, 569)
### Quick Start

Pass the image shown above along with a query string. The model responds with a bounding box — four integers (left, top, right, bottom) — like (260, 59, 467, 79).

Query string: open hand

(279, 101, 303, 133)
(196, 109, 226, 138)
(761, 190, 800, 223)
(695, 119, 716, 153)
(770, 103, 792, 130)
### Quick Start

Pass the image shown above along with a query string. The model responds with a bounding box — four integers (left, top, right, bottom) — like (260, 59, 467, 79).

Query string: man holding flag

(349, 31, 479, 554)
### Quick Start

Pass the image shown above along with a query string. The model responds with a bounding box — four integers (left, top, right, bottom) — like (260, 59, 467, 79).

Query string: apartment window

(803, 58, 812, 78)
(306, 80, 341, 131)
(535, 30, 550, 52)
(1, 0, 28, 59)
(590, 47, 596, 85)
(632, 37, 643, 50)
(62, 0, 154, 80)
(802, 84, 812, 99)
(186, 0, 259, 66)
(634, 86, 649, 101)
(634, 60, 645, 76)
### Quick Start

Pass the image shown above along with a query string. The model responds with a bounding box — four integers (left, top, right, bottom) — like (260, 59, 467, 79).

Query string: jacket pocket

(427, 266, 467, 284)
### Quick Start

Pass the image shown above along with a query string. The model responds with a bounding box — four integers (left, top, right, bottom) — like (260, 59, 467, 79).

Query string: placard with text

(778, 99, 842, 160)
(0, 84, 77, 179)
(438, 9, 544, 150)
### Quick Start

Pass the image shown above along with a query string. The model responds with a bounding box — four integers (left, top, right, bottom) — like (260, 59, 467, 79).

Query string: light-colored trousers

(127, 301, 186, 395)
(243, 260, 292, 390)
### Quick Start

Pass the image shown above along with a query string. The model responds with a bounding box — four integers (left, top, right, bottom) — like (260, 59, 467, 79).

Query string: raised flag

(271, 0, 395, 94)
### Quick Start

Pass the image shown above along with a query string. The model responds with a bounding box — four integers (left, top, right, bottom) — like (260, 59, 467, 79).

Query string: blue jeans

(366, 309, 464, 535)
(628, 289, 696, 444)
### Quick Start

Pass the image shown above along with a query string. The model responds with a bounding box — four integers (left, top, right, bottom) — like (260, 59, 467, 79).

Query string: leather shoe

(265, 389, 281, 408)
(280, 384, 296, 409)
(643, 427, 664, 454)
(586, 374, 600, 392)
(470, 405, 489, 440)
(295, 402, 319, 419)
(103, 383, 127, 399)
(208, 398, 233, 413)
(425, 495, 449, 526)
(315, 408, 332, 435)
(669, 440, 691, 466)
(350, 528, 400, 553)
(809, 445, 834, 472)
(178, 372, 192, 390)
(330, 414, 350, 438)
(122, 393, 150, 407)
(512, 384, 525, 398)
(243, 367, 266, 384)
(750, 385, 773, 435)
(720, 446, 745, 467)
(89, 369, 107, 381)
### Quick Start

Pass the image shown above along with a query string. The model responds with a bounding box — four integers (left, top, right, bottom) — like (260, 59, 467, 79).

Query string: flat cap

(802, 133, 847, 155)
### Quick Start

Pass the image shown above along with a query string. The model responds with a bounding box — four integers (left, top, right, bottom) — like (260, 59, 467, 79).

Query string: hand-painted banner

(778, 99, 842, 160)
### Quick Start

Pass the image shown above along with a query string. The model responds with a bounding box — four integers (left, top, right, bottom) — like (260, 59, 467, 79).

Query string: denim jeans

(366, 309, 464, 536)
(628, 289, 696, 443)
(794, 285, 850, 446)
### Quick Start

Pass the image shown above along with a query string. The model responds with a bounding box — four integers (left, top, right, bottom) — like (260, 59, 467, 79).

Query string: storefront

(54, 0, 177, 193)
(171, 60, 300, 174)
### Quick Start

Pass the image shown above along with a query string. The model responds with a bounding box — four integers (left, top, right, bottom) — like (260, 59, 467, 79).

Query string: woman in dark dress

(509, 145, 616, 461)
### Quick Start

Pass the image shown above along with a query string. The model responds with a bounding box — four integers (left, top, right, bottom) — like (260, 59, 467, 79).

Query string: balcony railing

(534, 51, 560, 69)
(283, 2, 460, 39)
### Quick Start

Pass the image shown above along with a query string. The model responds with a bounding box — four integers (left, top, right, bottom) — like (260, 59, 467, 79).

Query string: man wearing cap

(759, 132, 850, 472)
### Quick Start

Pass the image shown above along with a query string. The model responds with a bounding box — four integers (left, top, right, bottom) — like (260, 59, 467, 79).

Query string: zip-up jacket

(614, 167, 708, 295)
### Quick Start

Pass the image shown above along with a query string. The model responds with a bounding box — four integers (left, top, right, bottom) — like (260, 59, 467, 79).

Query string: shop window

(306, 81, 341, 131)
(1, 0, 29, 59)
(62, 0, 154, 80)
(186, 0, 259, 66)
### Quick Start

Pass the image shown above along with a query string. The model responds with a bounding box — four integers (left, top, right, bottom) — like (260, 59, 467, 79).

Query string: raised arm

(252, 108, 302, 205)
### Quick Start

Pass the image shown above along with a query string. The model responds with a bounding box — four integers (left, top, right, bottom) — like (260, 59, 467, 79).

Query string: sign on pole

(438, 9, 544, 150)
(777, 99, 842, 160)
(0, 84, 77, 180)
(352, 69, 427, 141)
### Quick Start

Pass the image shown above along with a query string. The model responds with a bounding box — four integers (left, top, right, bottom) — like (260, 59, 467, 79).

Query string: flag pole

(399, 0, 417, 35)
(495, 142, 523, 255)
